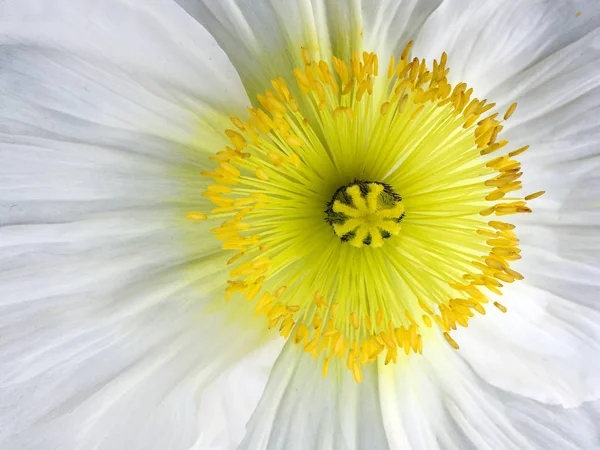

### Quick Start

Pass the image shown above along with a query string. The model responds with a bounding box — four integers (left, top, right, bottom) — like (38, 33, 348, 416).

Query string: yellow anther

(230, 116, 247, 130)
(322, 357, 331, 378)
(294, 69, 310, 95)
(503, 102, 518, 120)
(422, 315, 432, 327)
(225, 129, 247, 150)
(312, 314, 321, 329)
(255, 167, 269, 181)
(286, 135, 303, 147)
(418, 300, 434, 315)
(524, 191, 545, 201)
(364, 315, 373, 331)
(350, 312, 360, 330)
(226, 252, 245, 265)
(493, 302, 508, 313)
(274, 286, 287, 297)
(301, 47, 311, 65)
(401, 40, 413, 61)
(186, 212, 207, 221)
(509, 145, 529, 157)
(504, 267, 524, 280)
(380, 102, 391, 116)
(444, 332, 460, 349)
(294, 323, 309, 344)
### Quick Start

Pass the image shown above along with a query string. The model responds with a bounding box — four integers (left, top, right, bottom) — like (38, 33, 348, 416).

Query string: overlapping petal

(239, 342, 390, 450)
(0, 1, 273, 448)
(378, 332, 600, 449)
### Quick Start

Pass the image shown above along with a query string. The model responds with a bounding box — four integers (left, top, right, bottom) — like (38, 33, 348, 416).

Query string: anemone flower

(1, 1, 600, 449)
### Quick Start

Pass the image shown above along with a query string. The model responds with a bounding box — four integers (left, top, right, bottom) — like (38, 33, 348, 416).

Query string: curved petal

(412, 0, 600, 98)
(0, 1, 269, 448)
(453, 163, 600, 407)
(434, 7, 600, 407)
(378, 332, 600, 450)
(239, 341, 390, 450)
(361, 0, 443, 60)
(192, 339, 282, 450)
(175, 0, 365, 102)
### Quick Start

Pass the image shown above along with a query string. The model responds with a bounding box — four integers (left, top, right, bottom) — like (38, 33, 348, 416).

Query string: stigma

(325, 180, 404, 247)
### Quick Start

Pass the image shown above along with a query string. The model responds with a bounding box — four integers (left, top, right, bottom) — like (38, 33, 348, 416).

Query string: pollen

(187, 42, 543, 382)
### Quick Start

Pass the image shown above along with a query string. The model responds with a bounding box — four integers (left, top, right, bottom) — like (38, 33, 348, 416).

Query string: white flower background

(1, 1, 599, 449)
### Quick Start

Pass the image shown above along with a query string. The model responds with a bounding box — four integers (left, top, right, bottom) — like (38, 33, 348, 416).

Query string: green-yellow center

(186, 42, 545, 383)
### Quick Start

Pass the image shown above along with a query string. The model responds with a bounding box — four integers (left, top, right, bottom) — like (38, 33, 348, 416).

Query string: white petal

(494, 25, 600, 177)
(361, 0, 443, 59)
(193, 339, 283, 450)
(239, 341, 390, 450)
(379, 333, 600, 449)
(175, 0, 364, 99)
(412, 0, 600, 97)
(0, 1, 268, 448)
(1, 0, 248, 119)
(456, 130, 600, 407)
(455, 274, 600, 407)
(399, 0, 600, 409)
(444, 15, 600, 406)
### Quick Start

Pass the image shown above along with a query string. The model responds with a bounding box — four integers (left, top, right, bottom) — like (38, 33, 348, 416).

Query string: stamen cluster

(187, 42, 544, 382)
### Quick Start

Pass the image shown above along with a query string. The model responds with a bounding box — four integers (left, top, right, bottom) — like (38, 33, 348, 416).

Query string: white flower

(1, 1, 599, 449)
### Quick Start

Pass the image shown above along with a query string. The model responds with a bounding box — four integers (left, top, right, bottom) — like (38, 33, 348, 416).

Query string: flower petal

(379, 332, 600, 449)
(239, 341, 390, 450)
(441, 17, 600, 407)
(453, 163, 600, 407)
(412, 0, 600, 97)
(175, 0, 364, 100)
(1, 0, 249, 121)
(193, 339, 283, 449)
(361, 0, 443, 59)
(0, 1, 268, 448)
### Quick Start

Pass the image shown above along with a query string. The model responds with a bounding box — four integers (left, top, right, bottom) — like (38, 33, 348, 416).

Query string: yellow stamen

(187, 45, 538, 382)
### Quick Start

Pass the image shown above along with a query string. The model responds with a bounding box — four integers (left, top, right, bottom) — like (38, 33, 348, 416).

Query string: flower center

(187, 42, 545, 382)
(325, 180, 404, 247)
